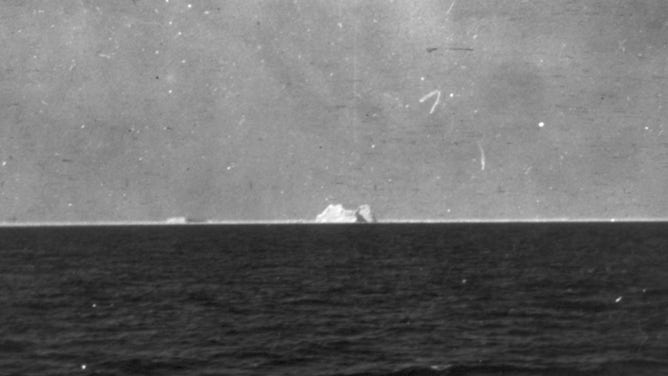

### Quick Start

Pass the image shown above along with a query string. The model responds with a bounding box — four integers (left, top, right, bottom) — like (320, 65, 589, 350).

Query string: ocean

(0, 223, 667, 375)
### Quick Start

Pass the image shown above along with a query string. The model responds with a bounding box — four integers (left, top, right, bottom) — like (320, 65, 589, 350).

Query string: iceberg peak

(315, 204, 376, 223)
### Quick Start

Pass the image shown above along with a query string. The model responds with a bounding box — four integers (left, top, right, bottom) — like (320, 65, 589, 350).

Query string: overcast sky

(1, 0, 667, 222)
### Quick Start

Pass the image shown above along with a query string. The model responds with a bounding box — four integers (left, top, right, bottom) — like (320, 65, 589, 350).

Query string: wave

(329, 359, 668, 376)
(95, 357, 203, 375)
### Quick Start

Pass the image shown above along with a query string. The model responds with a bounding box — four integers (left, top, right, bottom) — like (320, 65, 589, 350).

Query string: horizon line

(1, 218, 668, 226)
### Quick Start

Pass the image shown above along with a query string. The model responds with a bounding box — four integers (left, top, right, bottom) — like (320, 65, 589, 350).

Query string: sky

(1, 0, 667, 222)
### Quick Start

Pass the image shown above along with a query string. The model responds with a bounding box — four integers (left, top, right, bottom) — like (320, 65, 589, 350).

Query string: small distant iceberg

(166, 216, 188, 224)
(315, 204, 376, 223)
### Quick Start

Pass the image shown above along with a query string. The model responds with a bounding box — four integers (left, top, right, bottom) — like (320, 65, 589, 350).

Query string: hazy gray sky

(1, 0, 667, 222)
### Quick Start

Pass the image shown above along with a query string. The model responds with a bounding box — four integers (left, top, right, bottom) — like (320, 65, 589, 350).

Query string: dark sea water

(1, 223, 667, 376)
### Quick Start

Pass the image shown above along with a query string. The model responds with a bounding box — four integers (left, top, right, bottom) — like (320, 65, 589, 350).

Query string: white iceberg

(166, 216, 188, 224)
(315, 204, 376, 223)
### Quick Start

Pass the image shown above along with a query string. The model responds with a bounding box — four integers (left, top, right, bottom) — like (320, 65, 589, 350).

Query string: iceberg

(355, 204, 376, 223)
(315, 204, 376, 223)
(166, 216, 188, 224)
